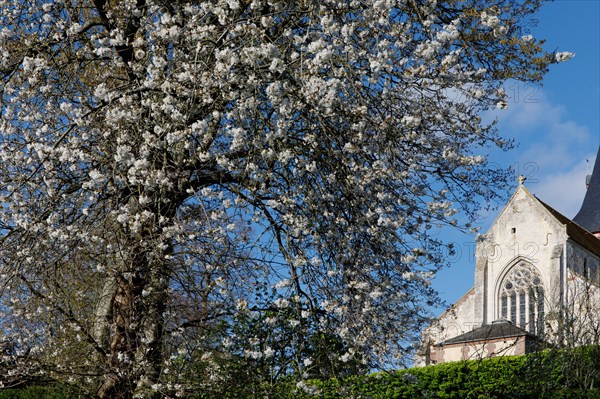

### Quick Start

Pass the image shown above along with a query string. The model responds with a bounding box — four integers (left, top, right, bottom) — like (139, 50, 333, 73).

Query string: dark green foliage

(5, 346, 600, 398)
(274, 347, 600, 399)
(0, 385, 86, 399)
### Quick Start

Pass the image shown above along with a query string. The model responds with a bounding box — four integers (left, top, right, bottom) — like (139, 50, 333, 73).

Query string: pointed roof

(573, 147, 600, 234)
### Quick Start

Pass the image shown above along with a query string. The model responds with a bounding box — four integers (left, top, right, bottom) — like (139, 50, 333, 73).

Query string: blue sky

(433, 0, 600, 310)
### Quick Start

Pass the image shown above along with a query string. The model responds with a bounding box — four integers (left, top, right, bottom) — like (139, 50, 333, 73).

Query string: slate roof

(573, 147, 600, 234)
(437, 320, 535, 346)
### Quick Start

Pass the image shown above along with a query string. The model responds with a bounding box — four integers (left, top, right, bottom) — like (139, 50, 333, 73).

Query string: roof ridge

(533, 195, 600, 258)
(437, 320, 536, 346)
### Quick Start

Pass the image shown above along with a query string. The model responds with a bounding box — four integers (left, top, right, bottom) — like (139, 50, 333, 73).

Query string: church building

(417, 147, 600, 366)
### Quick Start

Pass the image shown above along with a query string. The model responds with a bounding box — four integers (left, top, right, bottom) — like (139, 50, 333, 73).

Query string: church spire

(573, 146, 600, 237)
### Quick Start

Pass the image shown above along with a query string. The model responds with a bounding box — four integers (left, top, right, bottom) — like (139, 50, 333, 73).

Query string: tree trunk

(97, 270, 142, 399)
(93, 276, 117, 353)
(94, 249, 170, 399)
(134, 265, 169, 397)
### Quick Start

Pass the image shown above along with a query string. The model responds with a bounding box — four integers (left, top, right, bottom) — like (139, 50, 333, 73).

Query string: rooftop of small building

(436, 320, 537, 346)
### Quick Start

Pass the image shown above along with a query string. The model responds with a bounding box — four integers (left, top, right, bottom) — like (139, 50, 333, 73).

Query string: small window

(511, 227, 516, 234)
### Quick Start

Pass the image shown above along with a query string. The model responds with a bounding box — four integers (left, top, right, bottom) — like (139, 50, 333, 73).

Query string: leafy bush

(282, 348, 600, 399)
(5, 346, 600, 398)
(0, 385, 83, 399)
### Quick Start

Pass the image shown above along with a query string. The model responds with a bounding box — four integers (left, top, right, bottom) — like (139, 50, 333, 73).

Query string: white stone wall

(426, 288, 479, 343)
(545, 241, 600, 346)
(431, 336, 528, 363)
(416, 288, 480, 366)
(566, 241, 600, 285)
(417, 185, 600, 366)
(476, 186, 566, 325)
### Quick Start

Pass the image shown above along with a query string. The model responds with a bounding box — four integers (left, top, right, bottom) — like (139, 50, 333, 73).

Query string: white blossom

(555, 51, 575, 62)
(0, 0, 564, 395)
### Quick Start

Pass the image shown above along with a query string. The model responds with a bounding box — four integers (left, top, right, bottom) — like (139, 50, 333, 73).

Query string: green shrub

(278, 347, 600, 399)
(5, 346, 600, 398)
(0, 385, 80, 399)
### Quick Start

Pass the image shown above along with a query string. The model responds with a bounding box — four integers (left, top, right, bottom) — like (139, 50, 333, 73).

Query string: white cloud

(492, 86, 591, 170)
(481, 83, 598, 219)
(527, 155, 596, 218)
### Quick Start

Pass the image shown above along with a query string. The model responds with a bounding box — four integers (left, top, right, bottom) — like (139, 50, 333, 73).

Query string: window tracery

(499, 262, 544, 335)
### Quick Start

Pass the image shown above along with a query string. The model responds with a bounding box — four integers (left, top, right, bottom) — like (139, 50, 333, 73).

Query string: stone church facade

(417, 148, 600, 366)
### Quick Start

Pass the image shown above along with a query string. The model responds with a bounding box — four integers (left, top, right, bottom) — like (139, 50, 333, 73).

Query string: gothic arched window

(499, 262, 544, 335)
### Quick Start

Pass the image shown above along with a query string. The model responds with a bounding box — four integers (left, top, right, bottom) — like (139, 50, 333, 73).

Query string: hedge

(287, 347, 600, 399)
(4, 346, 600, 398)
(0, 385, 83, 399)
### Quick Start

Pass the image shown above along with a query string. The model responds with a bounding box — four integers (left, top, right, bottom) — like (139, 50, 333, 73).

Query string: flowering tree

(0, 0, 568, 397)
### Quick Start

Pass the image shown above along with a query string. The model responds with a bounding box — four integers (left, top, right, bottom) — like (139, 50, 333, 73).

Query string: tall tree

(0, 0, 568, 397)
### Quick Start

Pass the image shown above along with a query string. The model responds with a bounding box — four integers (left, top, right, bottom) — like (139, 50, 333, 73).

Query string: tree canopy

(0, 0, 568, 397)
